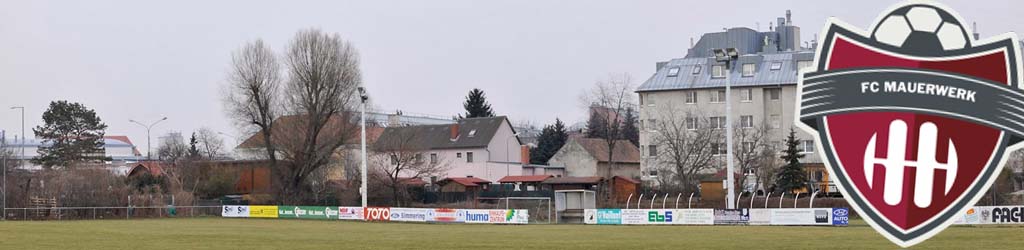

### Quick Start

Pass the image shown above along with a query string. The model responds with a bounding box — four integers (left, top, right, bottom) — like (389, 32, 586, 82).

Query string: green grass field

(0, 218, 1022, 249)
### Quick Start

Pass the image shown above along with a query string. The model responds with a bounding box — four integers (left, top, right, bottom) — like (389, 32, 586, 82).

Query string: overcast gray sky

(0, 0, 1019, 156)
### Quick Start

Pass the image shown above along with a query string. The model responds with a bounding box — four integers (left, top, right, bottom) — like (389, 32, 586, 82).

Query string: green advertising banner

(277, 206, 339, 220)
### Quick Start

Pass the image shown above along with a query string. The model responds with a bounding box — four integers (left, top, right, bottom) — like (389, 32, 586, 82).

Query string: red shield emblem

(796, 2, 1024, 247)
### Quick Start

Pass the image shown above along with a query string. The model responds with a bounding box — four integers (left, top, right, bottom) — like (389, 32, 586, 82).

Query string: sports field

(0, 218, 1021, 249)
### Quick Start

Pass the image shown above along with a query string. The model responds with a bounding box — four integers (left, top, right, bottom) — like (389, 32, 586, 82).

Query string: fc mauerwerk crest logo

(795, 1, 1024, 247)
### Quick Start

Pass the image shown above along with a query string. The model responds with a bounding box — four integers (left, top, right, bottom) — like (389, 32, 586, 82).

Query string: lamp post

(505, 133, 520, 177)
(9, 107, 24, 163)
(713, 48, 739, 209)
(129, 117, 168, 160)
(358, 87, 369, 209)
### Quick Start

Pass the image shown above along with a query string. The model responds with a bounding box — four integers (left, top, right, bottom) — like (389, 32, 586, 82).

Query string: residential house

(373, 116, 527, 182)
(547, 137, 641, 180)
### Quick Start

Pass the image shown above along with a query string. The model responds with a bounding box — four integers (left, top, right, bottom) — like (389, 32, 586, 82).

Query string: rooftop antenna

(786, 10, 792, 25)
(690, 37, 694, 48)
(769, 22, 774, 32)
(972, 22, 980, 40)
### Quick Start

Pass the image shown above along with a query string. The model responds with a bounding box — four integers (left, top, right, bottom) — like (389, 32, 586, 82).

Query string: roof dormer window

(667, 67, 680, 77)
(770, 62, 782, 71)
(468, 129, 477, 137)
(692, 65, 702, 75)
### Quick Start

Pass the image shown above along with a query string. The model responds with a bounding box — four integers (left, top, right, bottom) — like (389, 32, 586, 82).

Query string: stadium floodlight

(358, 87, 369, 209)
(712, 48, 739, 209)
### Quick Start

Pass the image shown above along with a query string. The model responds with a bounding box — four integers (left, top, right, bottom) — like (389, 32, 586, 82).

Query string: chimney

(449, 124, 460, 141)
(689, 37, 694, 48)
(521, 145, 530, 164)
(786, 10, 792, 25)
(973, 22, 980, 40)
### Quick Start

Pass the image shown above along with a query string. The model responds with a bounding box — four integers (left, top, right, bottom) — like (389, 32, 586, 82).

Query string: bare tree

(732, 120, 774, 195)
(156, 133, 189, 163)
(272, 28, 362, 204)
(224, 39, 282, 166)
(371, 128, 449, 206)
(579, 73, 636, 198)
(650, 105, 722, 194)
(195, 127, 225, 159)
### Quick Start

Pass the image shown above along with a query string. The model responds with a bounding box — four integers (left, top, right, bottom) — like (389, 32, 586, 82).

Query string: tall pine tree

(621, 107, 639, 146)
(774, 128, 808, 193)
(32, 100, 109, 169)
(461, 88, 495, 119)
(188, 132, 201, 159)
(530, 118, 569, 164)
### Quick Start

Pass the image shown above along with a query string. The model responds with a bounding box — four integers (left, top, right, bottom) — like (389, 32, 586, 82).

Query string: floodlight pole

(358, 87, 369, 209)
(714, 48, 740, 209)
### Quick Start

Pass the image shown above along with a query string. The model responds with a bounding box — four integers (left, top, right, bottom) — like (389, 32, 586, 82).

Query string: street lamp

(713, 48, 740, 209)
(5, 106, 24, 221)
(505, 133, 521, 177)
(9, 107, 24, 163)
(129, 117, 168, 160)
(358, 87, 369, 209)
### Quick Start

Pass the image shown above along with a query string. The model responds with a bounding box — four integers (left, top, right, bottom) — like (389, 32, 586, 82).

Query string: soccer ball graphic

(871, 5, 971, 51)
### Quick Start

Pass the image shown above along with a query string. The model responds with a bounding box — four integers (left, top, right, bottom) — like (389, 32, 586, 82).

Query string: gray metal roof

(375, 116, 516, 150)
(637, 51, 814, 92)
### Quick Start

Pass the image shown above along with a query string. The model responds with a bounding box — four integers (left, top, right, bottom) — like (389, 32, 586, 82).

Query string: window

(770, 114, 781, 129)
(648, 145, 658, 157)
(801, 140, 815, 153)
(415, 153, 423, 164)
(712, 143, 727, 155)
(640, 120, 645, 130)
(742, 63, 756, 77)
(685, 91, 697, 104)
(391, 154, 399, 165)
(457, 152, 462, 158)
(430, 153, 438, 164)
(740, 88, 753, 102)
(646, 94, 655, 105)
(710, 90, 726, 103)
(639, 94, 644, 105)
(712, 65, 726, 78)
(647, 119, 656, 131)
(685, 117, 697, 130)
(467, 152, 474, 162)
(797, 60, 814, 71)
(709, 116, 726, 129)
(667, 67, 680, 77)
(742, 141, 756, 152)
(767, 88, 781, 100)
(649, 170, 659, 176)
(692, 65, 702, 75)
(770, 62, 783, 71)
(468, 129, 477, 137)
(740, 115, 753, 128)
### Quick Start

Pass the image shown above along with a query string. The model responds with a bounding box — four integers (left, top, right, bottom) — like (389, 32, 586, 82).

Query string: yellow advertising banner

(249, 205, 279, 218)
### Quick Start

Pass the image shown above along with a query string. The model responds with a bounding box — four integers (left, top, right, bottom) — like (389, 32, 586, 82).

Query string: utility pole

(358, 87, 369, 209)
(10, 107, 24, 164)
(713, 48, 739, 209)
(129, 117, 168, 160)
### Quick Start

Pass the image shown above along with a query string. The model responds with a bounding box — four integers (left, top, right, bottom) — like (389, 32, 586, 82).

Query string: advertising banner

(221, 205, 249, 218)
(832, 208, 850, 226)
(364, 207, 391, 221)
(390, 208, 430, 222)
(278, 206, 338, 220)
(620, 209, 648, 225)
(462, 209, 529, 224)
(748, 209, 772, 225)
(769, 208, 832, 226)
(953, 206, 1024, 225)
(645, 209, 674, 224)
(428, 208, 464, 223)
(713, 209, 750, 225)
(674, 209, 714, 225)
(249, 205, 279, 218)
(338, 206, 363, 220)
(594, 209, 622, 225)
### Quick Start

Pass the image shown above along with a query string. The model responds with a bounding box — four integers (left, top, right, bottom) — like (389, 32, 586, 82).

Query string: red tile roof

(237, 113, 375, 149)
(128, 161, 164, 177)
(441, 177, 491, 187)
(399, 177, 428, 186)
(497, 175, 553, 183)
(541, 176, 604, 185)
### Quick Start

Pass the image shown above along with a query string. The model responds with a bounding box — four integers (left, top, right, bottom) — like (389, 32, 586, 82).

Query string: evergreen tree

(774, 128, 808, 193)
(621, 107, 639, 146)
(188, 132, 201, 159)
(530, 118, 569, 164)
(585, 111, 608, 139)
(461, 88, 495, 118)
(32, 100, 109, 169)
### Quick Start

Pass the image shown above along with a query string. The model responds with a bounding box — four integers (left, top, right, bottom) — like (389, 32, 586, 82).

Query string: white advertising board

(221, 205, 249, 218)
(748, 209, 772, 225)
(338, 206, 364, 220)
(674, 209, 714, 225)
(769, 208, 832, 225)
(390, 208, 431, 222)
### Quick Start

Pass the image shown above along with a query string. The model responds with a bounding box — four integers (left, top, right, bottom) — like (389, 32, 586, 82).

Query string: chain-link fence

(1, 205, 223, 221)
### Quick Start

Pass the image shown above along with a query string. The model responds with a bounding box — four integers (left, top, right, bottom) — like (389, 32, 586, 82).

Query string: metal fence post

(793, 192, 801, 208)
(764, 192, 772, 209)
